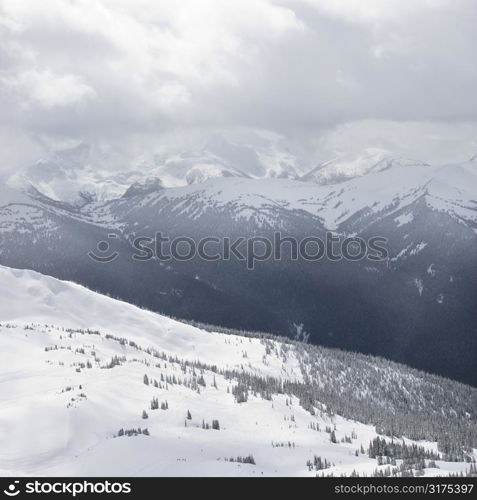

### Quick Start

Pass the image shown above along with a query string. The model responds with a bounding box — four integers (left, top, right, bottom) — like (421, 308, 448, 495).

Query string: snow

(395, 213, 414, 227)
(0, 266, 473, 477)
(3, 153, 477, 236)
(301, 149, 430, 185)
(7, 163, 133, 205)
(106, 159, 476, 230)
(0, 266, 300, 380)
(410, 242, 428, 255)
(413, 278, 424, 296)
(7, 133, 301, 203)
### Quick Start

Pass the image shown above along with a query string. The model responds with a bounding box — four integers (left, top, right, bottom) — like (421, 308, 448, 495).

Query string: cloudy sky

(1, 0, 477, 172)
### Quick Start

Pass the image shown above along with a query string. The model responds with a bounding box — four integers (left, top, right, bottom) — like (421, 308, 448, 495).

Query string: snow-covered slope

(300, 149, 430, 186)
(0, 266, 475, 477)
(93, 158, 477, 231)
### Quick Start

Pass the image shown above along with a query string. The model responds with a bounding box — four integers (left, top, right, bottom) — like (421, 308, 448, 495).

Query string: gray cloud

(1, 0, 476, 172)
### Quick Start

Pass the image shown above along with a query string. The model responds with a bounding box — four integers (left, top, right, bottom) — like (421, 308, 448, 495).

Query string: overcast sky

(1, 0, 477, 172)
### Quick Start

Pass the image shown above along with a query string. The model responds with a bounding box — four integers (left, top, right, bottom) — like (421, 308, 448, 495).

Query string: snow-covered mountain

(97, 157, 477, 231)
(7, 133, 302, 204)
(1, 157, 476, 386)
(300, 149, 430, 185)
(6, 143, 126, 204)
(133, 149, 250, 188)
(0, 265, 475, 477)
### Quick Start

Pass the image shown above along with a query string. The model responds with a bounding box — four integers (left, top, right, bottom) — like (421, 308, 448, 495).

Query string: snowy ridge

(301, 149, 430, 185)
(88, 160, 477, 231)
(5, 145, 477, 232)
(0, 266, 475, 477)
(0, 266, 301, 380)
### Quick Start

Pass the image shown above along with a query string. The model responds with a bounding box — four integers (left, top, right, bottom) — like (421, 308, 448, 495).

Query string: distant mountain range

(7, 137, 449, 206)
(6, 134, 301, 204)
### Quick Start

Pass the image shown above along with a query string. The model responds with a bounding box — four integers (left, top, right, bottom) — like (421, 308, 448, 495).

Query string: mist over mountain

(300, 149, 430, 185)
(6, 132, 304, 204)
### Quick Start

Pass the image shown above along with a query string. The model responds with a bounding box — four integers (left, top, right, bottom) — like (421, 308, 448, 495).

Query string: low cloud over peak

(1, 0, 477, 172)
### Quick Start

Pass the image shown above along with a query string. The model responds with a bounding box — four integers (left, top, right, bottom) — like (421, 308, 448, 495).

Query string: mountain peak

(122, 177, 164, 198)
(301, 149, 430, 185)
